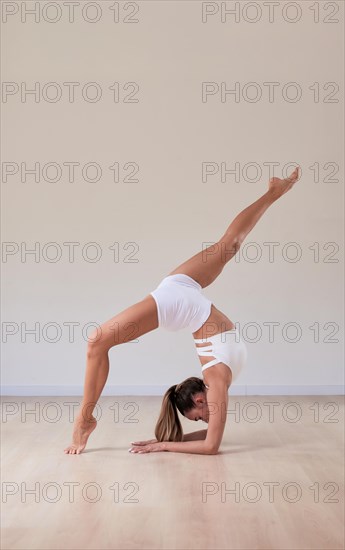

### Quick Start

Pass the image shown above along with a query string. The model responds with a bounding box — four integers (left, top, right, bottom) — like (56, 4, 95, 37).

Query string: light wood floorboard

(1, 396, 344, 550)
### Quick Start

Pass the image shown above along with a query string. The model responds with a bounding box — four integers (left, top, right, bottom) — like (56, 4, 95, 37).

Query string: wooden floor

(1, 395, 344, 550)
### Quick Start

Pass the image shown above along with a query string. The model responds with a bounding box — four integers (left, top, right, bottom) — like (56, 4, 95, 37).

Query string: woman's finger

(129, 446, 150, 453)
(130, 441, 146, 446)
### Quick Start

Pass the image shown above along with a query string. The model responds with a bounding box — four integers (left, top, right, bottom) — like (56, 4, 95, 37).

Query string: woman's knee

(86, 328, 112, 358)
(86, 340, 106, 360)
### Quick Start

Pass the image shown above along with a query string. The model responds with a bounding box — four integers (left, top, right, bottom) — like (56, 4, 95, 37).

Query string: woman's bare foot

(269, 166, 300, 198)
(64, 415, 97, 455)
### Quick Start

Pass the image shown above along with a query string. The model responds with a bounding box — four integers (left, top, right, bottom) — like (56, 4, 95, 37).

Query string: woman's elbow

(204, 444, 219, 455)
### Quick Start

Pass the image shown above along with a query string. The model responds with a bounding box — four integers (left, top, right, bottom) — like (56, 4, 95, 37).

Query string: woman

(64, 166, 300, 455)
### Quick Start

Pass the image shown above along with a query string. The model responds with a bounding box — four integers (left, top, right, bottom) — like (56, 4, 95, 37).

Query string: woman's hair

(154, 376, 207, 442)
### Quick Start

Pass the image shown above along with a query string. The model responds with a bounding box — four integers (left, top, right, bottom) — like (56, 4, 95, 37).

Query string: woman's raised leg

(64, 295, 158, 454)
(168, 167, 300, 288)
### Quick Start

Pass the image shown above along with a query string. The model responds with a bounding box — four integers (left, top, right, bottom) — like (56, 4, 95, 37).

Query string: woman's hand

(130, 438, 157, 446)
(129, 441, 165, 454)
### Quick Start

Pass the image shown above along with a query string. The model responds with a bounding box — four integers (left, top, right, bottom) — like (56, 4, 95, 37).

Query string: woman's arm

(183, 429, 207, 441)
(130, 429, 207, 448)
(162, 381, 228, 454)
(129, 437, 213, 455)
(161, 438, 214, 454)
(160, 428, 209, 452)
(132, 430, 207, 446)
(203, 380, 228, 452)
(129, 381, 228, 455)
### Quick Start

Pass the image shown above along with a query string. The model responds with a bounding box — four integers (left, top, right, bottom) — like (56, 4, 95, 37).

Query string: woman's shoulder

(203, 363, 232, 389)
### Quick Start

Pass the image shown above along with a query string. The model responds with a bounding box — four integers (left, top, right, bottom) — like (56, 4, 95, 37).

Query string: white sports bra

(194, 328, 247, 381)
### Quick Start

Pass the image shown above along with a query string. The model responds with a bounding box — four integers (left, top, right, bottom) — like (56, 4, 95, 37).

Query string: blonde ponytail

(154, 377, 207, 443)
(154, 384, 183, 442)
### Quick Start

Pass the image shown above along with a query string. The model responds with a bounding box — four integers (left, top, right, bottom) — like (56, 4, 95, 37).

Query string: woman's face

(184, 391, 209, 423)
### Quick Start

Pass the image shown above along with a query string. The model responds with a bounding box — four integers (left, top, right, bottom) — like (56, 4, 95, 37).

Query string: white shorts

(150, 274, 212, 333)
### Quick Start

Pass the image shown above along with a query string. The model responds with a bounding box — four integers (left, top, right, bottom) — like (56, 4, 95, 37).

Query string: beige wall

(2, 1, 344, 395)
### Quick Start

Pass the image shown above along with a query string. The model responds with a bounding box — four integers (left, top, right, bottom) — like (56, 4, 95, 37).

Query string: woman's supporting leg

(168, 167, 300, 288)
(79, 347, 110, 422)
(64, 295, 159, 454)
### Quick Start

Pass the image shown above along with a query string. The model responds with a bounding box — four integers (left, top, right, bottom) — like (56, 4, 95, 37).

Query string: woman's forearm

(163, 439, 216, 455)
(183, 429, 207, 442)
(224, 189, 277, 245)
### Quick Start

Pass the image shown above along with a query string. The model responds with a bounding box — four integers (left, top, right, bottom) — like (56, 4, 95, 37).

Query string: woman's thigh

(168, 237, 239, 289)
(89, 295, 159, 352)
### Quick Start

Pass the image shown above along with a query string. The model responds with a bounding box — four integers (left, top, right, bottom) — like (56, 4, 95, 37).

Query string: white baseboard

(1, 385, 344, 396)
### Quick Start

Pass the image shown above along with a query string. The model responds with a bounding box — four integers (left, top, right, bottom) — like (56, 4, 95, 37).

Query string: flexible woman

(64, 167, 300, 455)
